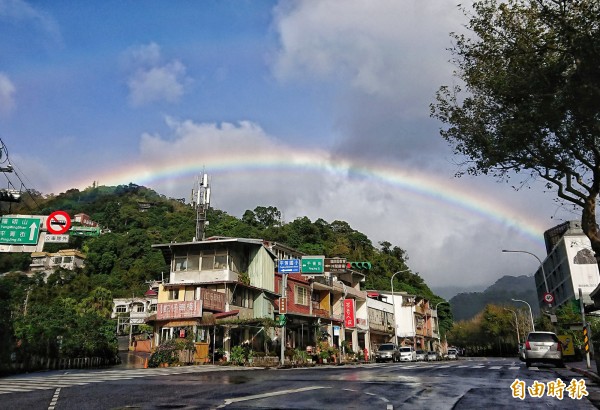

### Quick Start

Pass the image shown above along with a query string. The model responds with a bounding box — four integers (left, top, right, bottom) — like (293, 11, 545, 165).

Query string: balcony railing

(312, 275, 333, 287)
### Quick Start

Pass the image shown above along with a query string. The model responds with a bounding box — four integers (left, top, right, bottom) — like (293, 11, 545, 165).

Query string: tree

(431, 0, 600, 262)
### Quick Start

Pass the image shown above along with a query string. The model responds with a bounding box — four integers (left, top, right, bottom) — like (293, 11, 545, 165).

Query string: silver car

(374, 343, 400, 363)
(426, 351, 439, 361)
(524, 331, 564, 368)
(415, 350, 426, 361)
(446, 348, 458, 360)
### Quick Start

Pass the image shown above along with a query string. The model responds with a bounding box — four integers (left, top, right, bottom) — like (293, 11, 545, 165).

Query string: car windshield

(528, 333, 559, 343)
(416, 350, 424, 354)
(379, 345, 395, 351)
(448, 349, 457, 354)
(400, 348, 411, 352)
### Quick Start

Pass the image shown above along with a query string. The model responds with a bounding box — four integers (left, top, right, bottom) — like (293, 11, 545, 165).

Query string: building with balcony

(365, 293, 394, 352)
(29, 249, 86, 278)
(374, 291, 439, 352)
(150, 237, 279, 361)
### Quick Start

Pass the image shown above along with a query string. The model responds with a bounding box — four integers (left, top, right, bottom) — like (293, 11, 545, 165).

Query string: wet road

(1, 357, 599, 409)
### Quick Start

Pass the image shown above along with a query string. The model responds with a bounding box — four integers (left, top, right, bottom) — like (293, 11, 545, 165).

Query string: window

(116, 305, 127, 313)
(62, 256, 73, 264)
(174, 256, 187, 271)
(214, 255, 227, 269)
(134, 304, 144, 313)
(201, 255, 214, 270)
(232, 288, 254, 308)
(187, 254, 200, 270)
(296, 286, 309, 306)
(168, 289, 179, 300)
(149, 304, 157, 313)
(184, 288, 194, 301)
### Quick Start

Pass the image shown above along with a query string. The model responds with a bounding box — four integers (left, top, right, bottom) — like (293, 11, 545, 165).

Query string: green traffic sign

(0, 216, 40, 245)
(69, 226, 101, 237)
(301, 256, 324, 274)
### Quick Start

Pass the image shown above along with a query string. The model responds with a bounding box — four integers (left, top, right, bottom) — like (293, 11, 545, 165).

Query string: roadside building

(365, 292, 395, 352)
(150, 237, 279, 362)
(536, 221, 600, 310)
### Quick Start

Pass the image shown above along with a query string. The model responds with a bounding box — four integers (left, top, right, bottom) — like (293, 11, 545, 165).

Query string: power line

(0, 137, 42, 211)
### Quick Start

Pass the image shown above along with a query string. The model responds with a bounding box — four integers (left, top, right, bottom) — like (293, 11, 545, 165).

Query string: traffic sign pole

(280, 274, 288, 366)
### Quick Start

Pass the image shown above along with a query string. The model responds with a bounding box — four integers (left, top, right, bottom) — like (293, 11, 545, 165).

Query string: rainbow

(60, 148, 548, 248)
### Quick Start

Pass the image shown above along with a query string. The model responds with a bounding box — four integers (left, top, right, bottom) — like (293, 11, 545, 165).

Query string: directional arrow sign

(0, 216, 41, 245)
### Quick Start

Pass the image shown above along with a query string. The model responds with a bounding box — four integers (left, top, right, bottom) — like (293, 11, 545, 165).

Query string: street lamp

(504, 307, 520, 346)
(512, 298, 535, 332)
(435, 301, 449, 352)
(502, 249, 551, 308)
(390, 269, 410, 345)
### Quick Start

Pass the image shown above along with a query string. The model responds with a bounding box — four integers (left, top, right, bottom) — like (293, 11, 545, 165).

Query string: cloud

(0, 72, 16, 115)
(271, 0, 467, 165)
(0, 0, 62, 44)
(273, 0, 461, 104)
(127, 117, 550, 289)
(124, 43, 190, 106)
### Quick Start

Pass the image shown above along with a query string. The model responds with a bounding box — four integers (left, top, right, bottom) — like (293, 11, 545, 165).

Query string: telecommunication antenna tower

(191, 173, 211, 241)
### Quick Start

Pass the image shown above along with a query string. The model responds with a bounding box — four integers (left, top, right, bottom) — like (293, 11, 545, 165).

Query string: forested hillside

(2, 183, 439, 299)
(0, 183, 450, 373)
(449, 275, 537, 321)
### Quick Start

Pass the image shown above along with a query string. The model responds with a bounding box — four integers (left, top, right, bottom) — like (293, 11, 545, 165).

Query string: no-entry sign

(46, 211, 71, 235)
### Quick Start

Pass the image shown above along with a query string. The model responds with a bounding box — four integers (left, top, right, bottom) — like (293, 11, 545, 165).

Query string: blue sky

(0, 0, 575, 293)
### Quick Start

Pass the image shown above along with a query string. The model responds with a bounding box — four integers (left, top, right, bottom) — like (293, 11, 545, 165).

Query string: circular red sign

(46, 210, 72, 234)
(543, 292, 554, 304)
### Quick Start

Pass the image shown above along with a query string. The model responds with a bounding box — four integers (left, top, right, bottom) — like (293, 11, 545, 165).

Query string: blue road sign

(278, 258, 300, 274)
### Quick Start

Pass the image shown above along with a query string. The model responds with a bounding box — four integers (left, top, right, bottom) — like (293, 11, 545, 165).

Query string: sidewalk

(566, 359, 600, 384)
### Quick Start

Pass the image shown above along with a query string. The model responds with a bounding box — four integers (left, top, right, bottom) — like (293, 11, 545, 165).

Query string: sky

(0, 0, 579, 297)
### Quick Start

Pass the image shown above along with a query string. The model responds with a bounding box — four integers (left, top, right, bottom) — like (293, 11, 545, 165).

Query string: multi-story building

(150, 237, 279, 361)
(376, 290, 439, 352)
(149, 235, 375, 361)
(30, 249, 86, 273)
(535, 221, 600, 310)
(112, 283, 160, 335)
(365, 292, 395, 351)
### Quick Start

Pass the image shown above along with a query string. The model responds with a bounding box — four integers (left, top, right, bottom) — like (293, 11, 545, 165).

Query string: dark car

(375, 343, 400, 363)
(524, 331, 564, 368)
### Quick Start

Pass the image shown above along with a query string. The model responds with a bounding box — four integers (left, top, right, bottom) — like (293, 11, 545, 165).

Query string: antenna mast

(191, 173, 211, 241)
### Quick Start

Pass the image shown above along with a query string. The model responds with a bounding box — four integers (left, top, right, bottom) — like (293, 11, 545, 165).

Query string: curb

(568, 365, 600, 384)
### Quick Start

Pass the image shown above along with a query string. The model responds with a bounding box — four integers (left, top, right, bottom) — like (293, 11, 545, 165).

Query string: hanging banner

(344, 298, 356, 328)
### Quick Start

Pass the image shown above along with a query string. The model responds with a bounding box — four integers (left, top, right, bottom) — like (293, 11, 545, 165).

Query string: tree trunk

(581, 190, 600, 275)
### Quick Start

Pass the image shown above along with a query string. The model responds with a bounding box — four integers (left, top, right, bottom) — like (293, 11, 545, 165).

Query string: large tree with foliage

(431, 0, 600, 260)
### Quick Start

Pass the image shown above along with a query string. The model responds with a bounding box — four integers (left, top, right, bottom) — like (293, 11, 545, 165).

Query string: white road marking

(218, 386, 330, 408)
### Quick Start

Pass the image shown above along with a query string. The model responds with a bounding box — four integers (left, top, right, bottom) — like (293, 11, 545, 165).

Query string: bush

(148, 337, 194, 367)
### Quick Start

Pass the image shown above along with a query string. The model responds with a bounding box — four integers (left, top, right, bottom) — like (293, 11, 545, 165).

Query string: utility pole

(579, 288, 591, 369)
(280, 274, 288, 366)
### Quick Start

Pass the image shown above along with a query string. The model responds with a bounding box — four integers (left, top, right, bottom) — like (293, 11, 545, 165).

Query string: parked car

(524, 331, 564, 368)
(426, 351, 439, 361)
(415, 350, 426, 361)
(375, 343, 400, 363)
(446, 348, 458, 360)
(398, 346, 416, 362)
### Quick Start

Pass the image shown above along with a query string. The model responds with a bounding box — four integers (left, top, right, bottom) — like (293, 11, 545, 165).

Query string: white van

(398, 346, 416, 362)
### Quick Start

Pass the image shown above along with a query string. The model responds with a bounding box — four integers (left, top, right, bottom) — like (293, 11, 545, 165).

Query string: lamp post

(512, 299, 535, 332)
(502, 249, 550, 308)
(504, 307, 520, 346)
(435, 301, 448, 353)
(390, 269, 410, 345)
